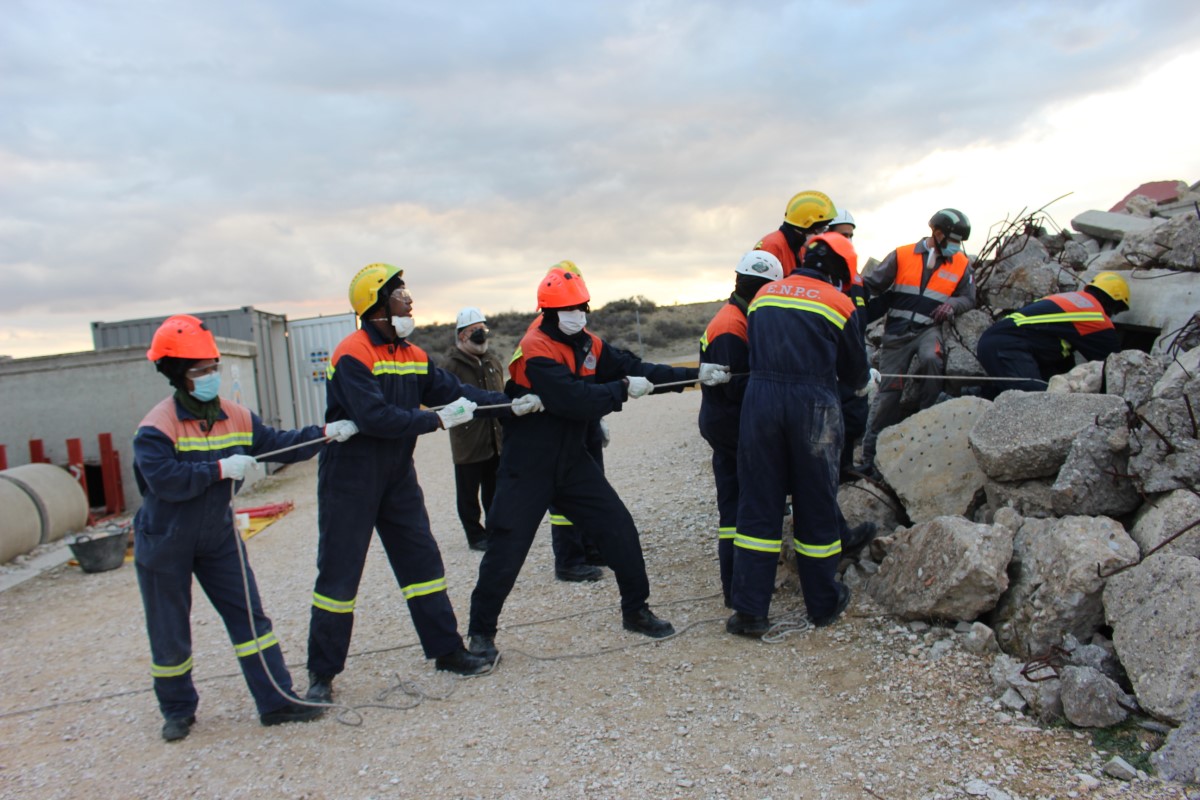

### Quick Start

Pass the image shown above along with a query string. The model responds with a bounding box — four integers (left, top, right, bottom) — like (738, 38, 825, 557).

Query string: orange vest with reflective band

(1010, 292, 1113, 336)
(138, 397, 253, 454)
(889, 243, 969, 325)
(754, 231, 797, 276)
(701, 301, 748, 352)
(509, 326, 606, 389)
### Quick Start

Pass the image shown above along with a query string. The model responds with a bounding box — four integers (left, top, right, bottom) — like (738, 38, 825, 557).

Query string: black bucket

(68, 530, 128, 573)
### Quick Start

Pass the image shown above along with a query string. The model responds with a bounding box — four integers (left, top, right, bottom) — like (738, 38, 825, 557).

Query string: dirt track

(0, 390, 1186, 799)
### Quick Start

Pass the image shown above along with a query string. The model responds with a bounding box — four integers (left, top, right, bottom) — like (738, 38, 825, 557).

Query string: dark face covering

(468, 328, 488, 345)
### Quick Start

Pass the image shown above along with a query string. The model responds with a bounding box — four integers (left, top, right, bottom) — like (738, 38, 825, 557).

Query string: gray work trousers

(861, 325, 945, 463)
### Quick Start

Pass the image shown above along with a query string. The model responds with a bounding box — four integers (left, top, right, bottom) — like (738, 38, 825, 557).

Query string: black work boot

(466, 634, 499, 662)
(161, 715, 195, 742)
(808, 583, 852, 628)
(841, 522, 878, 558)
(622, 606, 675, 638)
(725, 612, 771, 638)
(260, 700, 324, 726)
(555, 564, 603, 582)
(467, 537, 488, 552)
(305, 671, 334, 704)
(435, 646, 495, 676)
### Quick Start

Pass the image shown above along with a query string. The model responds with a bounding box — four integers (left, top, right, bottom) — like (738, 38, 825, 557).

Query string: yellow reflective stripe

(509, 346, 523, 365)
(234, 630, 280, 658)
(326, 363, 337, 380)
(700, 331, 710, 351)
(151, 656, 193, 679)
(734, 532, 781, 553)
(401, 576, 447, 600)
(176, 432, 254, 452)
(718, 526, 736, 540)
(1009, 311, 1106, 327)
(748, 296, 847, 330)
(371, 360, 429, 376)
(312, 592, 356, 613)
(794, 540, 842, 559)
(549, 514, 573, 526)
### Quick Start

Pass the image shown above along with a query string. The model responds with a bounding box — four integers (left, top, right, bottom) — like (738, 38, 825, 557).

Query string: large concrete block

(1152, 693, 1200, 784)
(969, 392, 1129, 482)
(994, 515, 1139, 657)
(1128, 371, 1200, 493)
(876, 397, 991, 523)
(1071, 210, 1165, 242)
(984, 477, 1056, 518)
(944, 309, 991, 378)
(1131, 489, 1200, 559)
(837, 480, 901, 544)
(983, 236, 1059, 312)
(1103, 350, 1165, 409)
(868, 516, 1013, 622)
(1104, 555, 1200, 722)
(1051, 422, 1140, 518)
(1117, 213, 1200, 273)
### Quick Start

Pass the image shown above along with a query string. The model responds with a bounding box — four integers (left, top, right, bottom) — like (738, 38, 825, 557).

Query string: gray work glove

(599, 418, 611, 448)
(698, 363, 731, 386)
(218, 454, 258, 480)
(856, 368, 881, 397)
(510, 394, 544, 416)
(323, 420, 358, 442)
(436, 397, 477, 429)
(626, 376, 653, 399)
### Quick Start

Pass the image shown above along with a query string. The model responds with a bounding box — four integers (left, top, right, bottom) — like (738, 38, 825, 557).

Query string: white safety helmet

(456, 307, 487, 330)
(829, 209, 856, 229)
(736, 250, 785, 282)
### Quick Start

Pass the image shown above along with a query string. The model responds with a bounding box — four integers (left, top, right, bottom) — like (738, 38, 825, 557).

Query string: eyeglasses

(185, 363, 219, 379)
(389, 288, 413, 305)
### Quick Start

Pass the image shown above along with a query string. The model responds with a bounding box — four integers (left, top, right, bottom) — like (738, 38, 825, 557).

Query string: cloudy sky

(3, 1, 1200, 358)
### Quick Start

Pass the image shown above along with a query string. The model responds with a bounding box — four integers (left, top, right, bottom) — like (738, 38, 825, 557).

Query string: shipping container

(285, 313, 358, 428)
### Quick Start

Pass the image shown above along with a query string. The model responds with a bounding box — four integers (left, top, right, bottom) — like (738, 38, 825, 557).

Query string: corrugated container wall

(91, 306, 297, 433)
(286, 313, 358, 428)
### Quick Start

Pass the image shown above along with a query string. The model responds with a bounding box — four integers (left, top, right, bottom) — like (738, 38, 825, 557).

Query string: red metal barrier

(98, 433, 125, 515)
(29, 439, 49, 464)
(0, 444, 6, 471)
(67, 438, 88, 498)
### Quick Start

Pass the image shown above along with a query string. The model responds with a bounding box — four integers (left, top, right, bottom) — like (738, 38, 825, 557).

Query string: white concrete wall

(0, 338, 260, 513)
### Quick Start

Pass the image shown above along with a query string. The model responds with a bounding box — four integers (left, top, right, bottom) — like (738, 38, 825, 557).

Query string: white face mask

(391, 316, 416, 339)
(557, 310, 586, 335)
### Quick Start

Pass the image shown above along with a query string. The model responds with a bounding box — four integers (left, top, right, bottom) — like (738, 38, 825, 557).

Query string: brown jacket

(442, 344, 505, 464)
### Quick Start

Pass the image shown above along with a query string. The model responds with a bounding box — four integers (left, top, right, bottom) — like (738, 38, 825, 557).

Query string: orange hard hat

(537, 267, 591, 310)
(146, 314, 220, 362)
(806, 231, 858, 278)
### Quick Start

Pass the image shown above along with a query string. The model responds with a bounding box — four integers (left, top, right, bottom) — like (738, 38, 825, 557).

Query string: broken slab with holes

(875, 396, 990, 524)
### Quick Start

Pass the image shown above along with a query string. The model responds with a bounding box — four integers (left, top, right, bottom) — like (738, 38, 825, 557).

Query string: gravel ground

(0, 390, 1191, 800)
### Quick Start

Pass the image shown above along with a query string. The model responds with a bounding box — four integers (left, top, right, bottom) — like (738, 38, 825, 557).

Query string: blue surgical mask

(190, 372, 221, 402)
(940, 240, 963, 257)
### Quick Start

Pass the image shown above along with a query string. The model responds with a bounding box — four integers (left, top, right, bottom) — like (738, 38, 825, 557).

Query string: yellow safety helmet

(349, 263, 403, 317)
(1088, 271, 1130, 306)
(783, 190, 837, 230)
(554, 260, 582, 276)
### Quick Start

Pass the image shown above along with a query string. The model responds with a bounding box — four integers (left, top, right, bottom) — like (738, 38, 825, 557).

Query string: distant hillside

(418, 297, 727, 369)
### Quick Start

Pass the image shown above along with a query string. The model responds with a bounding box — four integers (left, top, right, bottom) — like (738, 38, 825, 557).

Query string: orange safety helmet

(537, 267, 591, 310)
(803, 232, 858, 288)
(146, 314, 220, 362)
(806, 232, 858, 277)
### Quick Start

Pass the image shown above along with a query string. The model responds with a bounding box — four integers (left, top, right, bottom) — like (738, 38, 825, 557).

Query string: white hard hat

(456, 307, 487, 330)
(829, 209, 856, 228)
(736, 250, 784, 282)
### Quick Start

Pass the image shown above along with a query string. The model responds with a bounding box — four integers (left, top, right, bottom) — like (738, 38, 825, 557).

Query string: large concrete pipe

(0, 464, 89, 564)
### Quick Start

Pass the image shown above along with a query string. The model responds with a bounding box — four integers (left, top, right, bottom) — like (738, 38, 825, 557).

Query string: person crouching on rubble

(467, 265, 733, 661)
(133, 314, 358, 742)
(727, 233, 870, 637)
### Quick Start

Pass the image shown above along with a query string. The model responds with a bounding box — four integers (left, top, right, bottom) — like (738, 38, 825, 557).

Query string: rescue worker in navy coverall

(727, 233, 870, 636)
(976, 271, 1129, 397)
(134, 314, 359, 742)
(466, 266, 732, 660)
(305, 264, 545, 703)
(857, 208, 976, 476)
(699, 250, 785, 608)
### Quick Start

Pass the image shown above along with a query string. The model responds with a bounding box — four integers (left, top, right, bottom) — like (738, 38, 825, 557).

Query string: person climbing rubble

(856, 208, 976, 477)
(727, 233, 870, 637)
(305, 264, 543, 704)
(133, 314, 358, 742)
(467, 265, 731, 661)
(975, 271, 1130, 397)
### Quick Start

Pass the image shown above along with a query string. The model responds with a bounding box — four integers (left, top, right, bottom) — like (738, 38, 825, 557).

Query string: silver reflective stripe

(887, 308, 935, 326)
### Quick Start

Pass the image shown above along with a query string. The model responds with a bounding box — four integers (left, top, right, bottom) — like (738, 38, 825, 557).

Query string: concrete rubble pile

(840, 179, 1200, 785)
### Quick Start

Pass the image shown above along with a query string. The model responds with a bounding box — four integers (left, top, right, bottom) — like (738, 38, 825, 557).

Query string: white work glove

(218, 454, 258, 480)
(626, 376, 653, 399)
(698, 363, 731, 386)
(510, 394, 544, 416)
(324, 420, 358, 442)
(856, 368, 881, 397)
(436, 397, 477, 429)
(599, 418, 611, 448)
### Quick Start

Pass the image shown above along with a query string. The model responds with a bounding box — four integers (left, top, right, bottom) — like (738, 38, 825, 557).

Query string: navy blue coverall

(133, 396, 325, 720)
(698, 295, 752, 607)
(732, 269, 869, 620)
(468, 317, 697, 638)
(307, 323, 509, 678)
